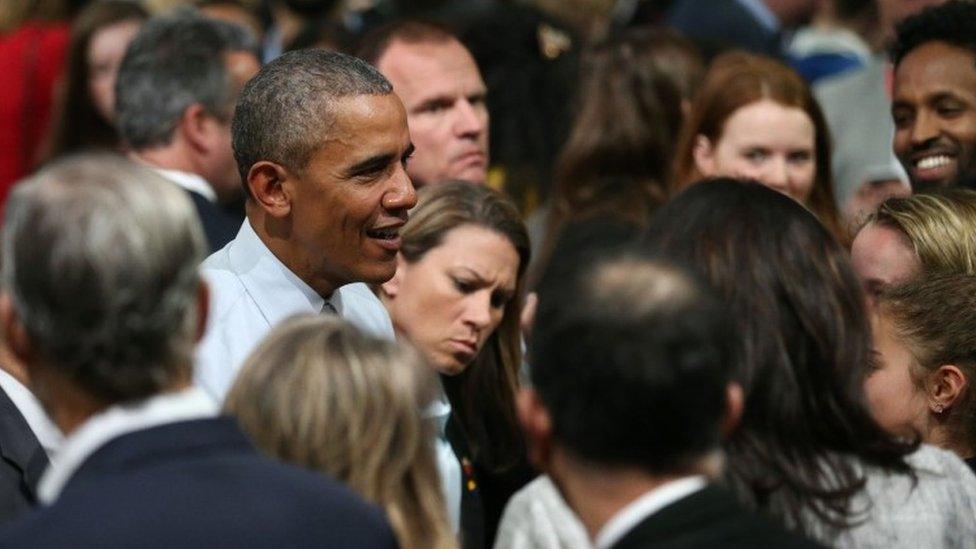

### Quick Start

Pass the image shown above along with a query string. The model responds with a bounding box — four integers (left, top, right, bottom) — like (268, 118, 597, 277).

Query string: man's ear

(194, 280, 210, 344)
(928, 364, 967, 414)
(179, 103, 213, 154)
(692, 134, 717, 176)
(720, 381, 744, 438)
(517, 387, 554, 472)
(379, 254, 408, 300)
(247, 161, 293, 218)
(0, 292, 34, 375)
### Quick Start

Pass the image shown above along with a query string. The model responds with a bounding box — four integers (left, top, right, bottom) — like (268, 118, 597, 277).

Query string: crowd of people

(1, 0, 976, 547)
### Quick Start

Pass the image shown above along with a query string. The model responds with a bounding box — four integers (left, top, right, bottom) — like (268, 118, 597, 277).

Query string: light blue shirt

(194, 220, 395, 402)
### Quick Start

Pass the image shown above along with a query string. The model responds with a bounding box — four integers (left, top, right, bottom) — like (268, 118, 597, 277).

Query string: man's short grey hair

(232, 49, 393, 195)
(116, 9, 258, 150)
(1, 154, 207, 403)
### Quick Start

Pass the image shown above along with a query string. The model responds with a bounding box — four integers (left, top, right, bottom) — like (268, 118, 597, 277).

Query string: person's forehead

(895, 41, 976, 93)
(317, 93, 409, 155)
(378, 39, 483, 91)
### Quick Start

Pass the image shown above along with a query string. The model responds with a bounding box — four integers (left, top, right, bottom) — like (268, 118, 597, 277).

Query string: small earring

(934, 403, 945, 414)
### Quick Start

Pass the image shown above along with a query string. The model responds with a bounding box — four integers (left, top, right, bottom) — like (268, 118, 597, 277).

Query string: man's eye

(744, 150, 768, 162)
(419, 101, 451, 114)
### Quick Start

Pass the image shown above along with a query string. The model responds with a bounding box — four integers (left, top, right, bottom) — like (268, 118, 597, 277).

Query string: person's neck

(927, 422, 976, 462)
(130, 147, 200, 180)
(245, 208, 338, 300)
(550, 449, 718, 541)
(37, 367, 192, 437)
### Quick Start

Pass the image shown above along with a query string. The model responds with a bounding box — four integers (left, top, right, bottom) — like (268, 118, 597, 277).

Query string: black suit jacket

(0, 418, 398, 548)
(186, 189, 240, 254)
(0, 387, 47, 524)
(612, 485, 825, 549)
(446, 413, 486, 549)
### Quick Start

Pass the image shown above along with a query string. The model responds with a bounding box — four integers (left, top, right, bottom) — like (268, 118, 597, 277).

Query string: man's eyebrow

(344, 153, 396, 178)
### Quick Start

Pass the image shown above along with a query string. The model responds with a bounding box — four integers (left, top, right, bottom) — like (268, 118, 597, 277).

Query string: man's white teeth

(916, 155, 952, 170)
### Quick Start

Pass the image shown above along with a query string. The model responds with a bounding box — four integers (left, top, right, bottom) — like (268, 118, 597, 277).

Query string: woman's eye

(490, 293, 511, 309)
(453, 278, 475, 294)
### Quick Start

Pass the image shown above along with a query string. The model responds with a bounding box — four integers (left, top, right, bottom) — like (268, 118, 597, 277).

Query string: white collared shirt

(37, 387, 216, 504)
(195, 220, 395, 402)
(595, 476, 707, 549)
(153, 168, 218, 203)
(426, 387, 462, 533)
(0, 369, 62, 456)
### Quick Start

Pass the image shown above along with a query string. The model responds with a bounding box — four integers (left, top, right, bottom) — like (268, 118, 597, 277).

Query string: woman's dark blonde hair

(872, 188, 976, 275)
(672, 52, 844, 241)
(400, 181, 529, 472)
(224, 316, 455, 549)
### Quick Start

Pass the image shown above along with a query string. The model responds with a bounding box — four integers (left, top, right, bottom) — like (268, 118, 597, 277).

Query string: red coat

(0, 22, 69, 210)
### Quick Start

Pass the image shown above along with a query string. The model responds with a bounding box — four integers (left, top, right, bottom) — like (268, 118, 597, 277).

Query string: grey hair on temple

(0, 153, 206, 403)
(231, 48, 393, 195)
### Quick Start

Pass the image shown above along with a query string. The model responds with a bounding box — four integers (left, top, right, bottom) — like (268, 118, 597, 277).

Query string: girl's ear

(693, 134, 717, 176)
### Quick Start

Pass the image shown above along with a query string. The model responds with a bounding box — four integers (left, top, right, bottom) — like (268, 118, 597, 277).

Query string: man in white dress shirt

(195, 49, 416, 402)
(116, 10, 261, 252)
(507, 253, 820, 548)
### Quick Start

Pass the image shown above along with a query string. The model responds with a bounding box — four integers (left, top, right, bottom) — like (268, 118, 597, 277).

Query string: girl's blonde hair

(873, 188, 976, 275)
(225, 315, 455, 549)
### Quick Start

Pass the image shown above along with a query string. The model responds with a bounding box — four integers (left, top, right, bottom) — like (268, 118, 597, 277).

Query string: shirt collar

(153, 168, 218, 203)
(37, 387, 216, 504)
(424, 381, 452, 439)
(735, 0, 779, 33)
(0, 369, 62, 456)
(595, 476, 707, 549)
(228, 219, 327, 326)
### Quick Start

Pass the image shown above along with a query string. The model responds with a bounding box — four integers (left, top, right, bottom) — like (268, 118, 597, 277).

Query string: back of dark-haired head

(890, 1, 976, 67)
(45, 0, 148, 160)
(115, 9, 258, 151)
(354, 19, 459, 66)
(641, 179, 913, 533)
(530, 251, 733, 474)
(1, 154, 206, 404)
(231, 48, 392, 198)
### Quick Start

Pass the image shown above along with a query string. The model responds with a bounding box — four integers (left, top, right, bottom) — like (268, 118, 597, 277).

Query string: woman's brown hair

(672, 51, 844, 241)
(225, 316, 456, 549)
(398, 181, 529, 472)
(43, 0, 147, 161)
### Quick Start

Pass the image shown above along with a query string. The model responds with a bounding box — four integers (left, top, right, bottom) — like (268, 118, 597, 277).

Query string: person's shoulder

(497, 475, 591, 549)
(616, 486, 824, 549)
(335, 283, 394, 340)
(839, 445, 976, 547)
(0, 447, 398, 548)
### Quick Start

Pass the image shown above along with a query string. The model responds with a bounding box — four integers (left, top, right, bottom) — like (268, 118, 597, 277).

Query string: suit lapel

(0, 386, 48, 500)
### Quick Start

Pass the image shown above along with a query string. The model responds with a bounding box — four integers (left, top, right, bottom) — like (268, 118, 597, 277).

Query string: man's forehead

(323, 93, 409, 143)
(378, 39, 482, 86)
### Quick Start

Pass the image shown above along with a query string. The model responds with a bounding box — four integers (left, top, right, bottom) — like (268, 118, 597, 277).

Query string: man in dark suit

(0, 154, 397, 548)
(116, 10, 261, 252)
(0, 385, 46, 523)
(519, 251, 822, 548)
